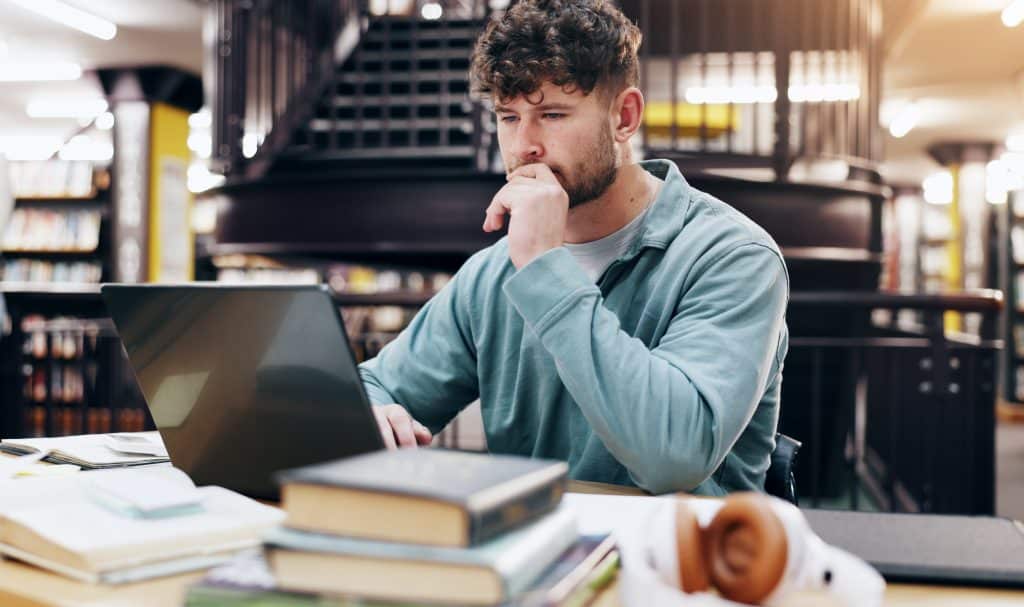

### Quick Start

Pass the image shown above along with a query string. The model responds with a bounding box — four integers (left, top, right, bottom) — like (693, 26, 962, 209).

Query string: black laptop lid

(101, 284, 384, 498)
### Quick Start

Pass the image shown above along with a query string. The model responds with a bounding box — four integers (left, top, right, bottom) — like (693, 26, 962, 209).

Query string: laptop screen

(102, 284, 384, 498)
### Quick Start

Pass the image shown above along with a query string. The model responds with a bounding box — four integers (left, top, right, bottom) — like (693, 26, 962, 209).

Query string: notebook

(0, 431, 170, 468)
(0, 466, 284, 583)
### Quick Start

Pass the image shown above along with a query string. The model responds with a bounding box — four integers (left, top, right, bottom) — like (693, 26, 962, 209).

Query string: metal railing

(204, 0, 883, 183)
(206, 0, 359, 179)
(628, 0, 883, 182)
(785, 290, 1003, 515)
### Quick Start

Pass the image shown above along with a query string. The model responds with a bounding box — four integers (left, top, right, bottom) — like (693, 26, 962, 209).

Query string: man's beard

(507, 127, 619, 209)
(560, 127, 618, 208)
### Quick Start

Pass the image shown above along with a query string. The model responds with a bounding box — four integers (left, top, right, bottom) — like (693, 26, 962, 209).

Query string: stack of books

(187, 449, 619, 606)
(0, 464, 285, 583)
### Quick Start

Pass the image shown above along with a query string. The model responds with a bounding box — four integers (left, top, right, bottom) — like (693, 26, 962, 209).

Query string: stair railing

(206, 0, 361, 180)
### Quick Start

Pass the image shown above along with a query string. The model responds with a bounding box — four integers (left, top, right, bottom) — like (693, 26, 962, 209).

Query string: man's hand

(373, 404, 433, 449)
(483, 163, 569, 269)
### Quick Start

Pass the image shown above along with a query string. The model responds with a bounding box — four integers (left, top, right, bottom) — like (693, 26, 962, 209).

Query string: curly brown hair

(469, 0, 642, 103)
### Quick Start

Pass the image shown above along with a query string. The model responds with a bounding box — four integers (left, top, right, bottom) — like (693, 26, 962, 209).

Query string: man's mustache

(507, 162, 565, 177)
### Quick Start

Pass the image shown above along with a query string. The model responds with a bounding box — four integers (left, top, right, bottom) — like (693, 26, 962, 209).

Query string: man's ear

(612, 86, 644, 143)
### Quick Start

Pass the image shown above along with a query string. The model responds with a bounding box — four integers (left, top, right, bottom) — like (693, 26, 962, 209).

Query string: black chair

(765, 433, 802, 504)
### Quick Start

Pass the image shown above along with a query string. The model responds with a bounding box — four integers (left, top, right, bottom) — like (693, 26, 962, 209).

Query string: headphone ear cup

(674, 499, 711, 594)
(702, 493, 789, 605)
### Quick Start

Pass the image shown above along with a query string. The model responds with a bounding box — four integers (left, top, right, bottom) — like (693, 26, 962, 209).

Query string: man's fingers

(387, 408, 418, 448)
(483, 195, 510, 232)
(510, 162, 558, 183)
(413, 421, 433, 445)
(373, 408, 397, 450)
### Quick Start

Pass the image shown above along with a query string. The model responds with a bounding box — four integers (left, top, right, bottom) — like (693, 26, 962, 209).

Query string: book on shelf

(266, 505, 578, 606)
(185, 534, 615, 607)
(0, 466, 285, 583)
(0, 431, 169, 468)
(7, 160, 95, 199)
(277, 448, 568, 548)
(1, 207, 101, 252)
(2, 258, 102, 283)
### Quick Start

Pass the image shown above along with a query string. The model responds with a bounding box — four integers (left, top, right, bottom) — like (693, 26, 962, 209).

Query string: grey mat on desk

(804, 509, 1024, 587)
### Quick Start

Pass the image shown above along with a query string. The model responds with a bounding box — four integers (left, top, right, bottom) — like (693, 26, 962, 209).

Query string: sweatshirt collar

(621, 159, 691, 258)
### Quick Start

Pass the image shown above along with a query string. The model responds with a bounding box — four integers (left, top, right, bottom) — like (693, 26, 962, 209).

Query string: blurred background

(1, 0, 1023, 518)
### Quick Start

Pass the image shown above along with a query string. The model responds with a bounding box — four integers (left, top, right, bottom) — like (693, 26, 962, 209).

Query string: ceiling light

(685, 85, 778, 104)
(242, 133, 259, 159)
(421, 2, 443, 19)
(187, 133, 212, 159)
(7, 0, 117, 40)
(888, 102, 919, 138)
(58, 135, 113, 162)
(188, 109, 212, 129)
(923, 170, 953, 205)
(0, 135, 62, 161)
(789, 83, 861, 103)
(187, 162, 225, 194)
(26, 98, 108, 118)
(683, 83, 860, 105)
(987, 160, 1014, 204)
(1003, 151, 1024, 173)
(0, 61, 81, 81)
(1003, 0, 1024, 27)
(94, 112, 114, 130)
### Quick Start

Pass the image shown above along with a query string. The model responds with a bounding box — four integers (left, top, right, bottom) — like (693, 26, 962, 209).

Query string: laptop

(101, 283, 385, 499)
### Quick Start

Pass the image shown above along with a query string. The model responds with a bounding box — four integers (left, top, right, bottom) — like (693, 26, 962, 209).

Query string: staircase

(274, 17, 493, 175)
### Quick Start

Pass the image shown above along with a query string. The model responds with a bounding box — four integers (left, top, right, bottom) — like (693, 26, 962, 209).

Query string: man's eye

(499, 115, 518, 123)
(543, 113, 565, 120)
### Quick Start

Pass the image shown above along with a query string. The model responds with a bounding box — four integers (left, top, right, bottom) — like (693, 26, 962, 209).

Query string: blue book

(265, 506, 577, 605)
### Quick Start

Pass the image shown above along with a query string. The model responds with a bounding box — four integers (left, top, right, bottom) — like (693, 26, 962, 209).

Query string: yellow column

(944, 164, 961, 333)
(147, 102, 193, 282)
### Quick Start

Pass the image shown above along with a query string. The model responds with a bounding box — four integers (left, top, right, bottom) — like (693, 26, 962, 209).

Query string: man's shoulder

(674, 186, 785, 266)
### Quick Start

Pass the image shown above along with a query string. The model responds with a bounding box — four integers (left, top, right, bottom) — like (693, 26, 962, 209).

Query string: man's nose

(513, 121, 544, 163)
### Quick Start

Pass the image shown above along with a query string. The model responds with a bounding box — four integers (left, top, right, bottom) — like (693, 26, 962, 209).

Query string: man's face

(494, 81, 619, 208)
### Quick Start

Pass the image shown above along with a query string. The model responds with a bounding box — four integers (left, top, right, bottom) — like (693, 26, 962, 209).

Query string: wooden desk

(1, 478, 1022, 606)
(3, 556, 1024, 607)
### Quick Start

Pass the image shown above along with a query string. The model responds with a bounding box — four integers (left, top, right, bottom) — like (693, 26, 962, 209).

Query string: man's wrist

(504, 247, 595, 329)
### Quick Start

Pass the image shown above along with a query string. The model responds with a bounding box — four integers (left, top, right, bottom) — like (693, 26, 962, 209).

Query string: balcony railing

(206, 0, 359, 179)
(205, 0, 883, 183)
(626, 0, 883, 182)
(785, 290, 1003, 515)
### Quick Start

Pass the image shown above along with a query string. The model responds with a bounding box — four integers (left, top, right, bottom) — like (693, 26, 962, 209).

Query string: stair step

(364, 24, 480, 42)
(338, 57, 471, 75)
(282, 146, 476, 160)
(338, 69, 468, 84)
(308, 118, 473, 132)
(350, 48, 472, 62)
(367, 17, 481, 29)
(327, 94, 472, 109)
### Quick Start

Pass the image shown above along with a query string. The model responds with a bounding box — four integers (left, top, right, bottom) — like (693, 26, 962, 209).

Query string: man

(360, 0, 789, 495)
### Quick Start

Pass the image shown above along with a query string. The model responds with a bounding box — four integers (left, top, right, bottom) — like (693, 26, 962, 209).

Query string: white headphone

(618, 492, 885, 607)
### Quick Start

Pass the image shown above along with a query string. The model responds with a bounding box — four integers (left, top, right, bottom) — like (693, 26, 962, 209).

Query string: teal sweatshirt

(360, 159, 789, 495)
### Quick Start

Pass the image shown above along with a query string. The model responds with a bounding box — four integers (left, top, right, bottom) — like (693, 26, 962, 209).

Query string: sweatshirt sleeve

(502, 244, 788, 494)
(359, 264, 480, 433)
